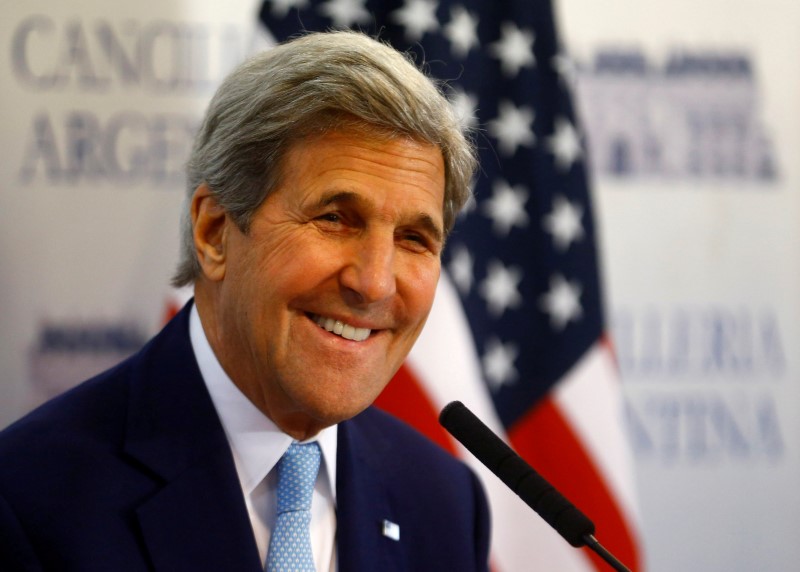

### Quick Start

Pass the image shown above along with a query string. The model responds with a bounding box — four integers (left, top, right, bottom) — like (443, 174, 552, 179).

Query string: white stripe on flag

(553, 342, 642, 534)
(408, 273, 595, 572)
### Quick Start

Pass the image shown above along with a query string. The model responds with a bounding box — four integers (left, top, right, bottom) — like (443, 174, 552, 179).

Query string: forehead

(278, 129, 446, 217)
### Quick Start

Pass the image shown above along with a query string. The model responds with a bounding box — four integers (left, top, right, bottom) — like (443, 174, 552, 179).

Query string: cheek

(267, 244, 344, 302)
(239, 231, 330, 288)
(399, 261, 441, 329)
(411, 260, 441, 306)
(270, 229, 341, 269)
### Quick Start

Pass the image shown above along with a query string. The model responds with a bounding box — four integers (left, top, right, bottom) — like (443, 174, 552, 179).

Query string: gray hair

(172, 30, 476, 287)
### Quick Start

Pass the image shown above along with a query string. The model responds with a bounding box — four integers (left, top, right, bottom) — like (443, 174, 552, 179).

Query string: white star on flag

(482, 336, 519, 390)
(480, 259, 523, 317)
(489, 22, 535, 77)
(391, 0, 440, 42)
(551, 52, 578, 87)
(546, 116, 582, 171)
(482, 179, 529, 236)
(539, 274, 583, 331)
(267, 0, 309, 17)
(443, 6, 479, 58)
(488, 100, 535, 157)
(449, 87, 479, 130)
(448, 244, 474, 295)
(318, 0, 370, 28)
(543, 194, 584, 252)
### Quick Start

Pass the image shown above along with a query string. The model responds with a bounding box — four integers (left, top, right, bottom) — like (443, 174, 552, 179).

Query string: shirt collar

(188, 303, 338, 499)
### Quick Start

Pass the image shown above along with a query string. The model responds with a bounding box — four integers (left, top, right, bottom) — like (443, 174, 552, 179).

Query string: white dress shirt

(189, 305, 338, 571)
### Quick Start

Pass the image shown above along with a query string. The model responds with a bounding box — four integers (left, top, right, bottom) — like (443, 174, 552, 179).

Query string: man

(0, 32, 490, 571)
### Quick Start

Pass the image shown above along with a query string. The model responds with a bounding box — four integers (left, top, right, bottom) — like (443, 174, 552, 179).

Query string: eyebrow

(315, 191, 445, 245)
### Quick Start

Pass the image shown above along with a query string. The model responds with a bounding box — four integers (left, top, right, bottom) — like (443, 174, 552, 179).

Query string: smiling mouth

(311, 314, 372, 342)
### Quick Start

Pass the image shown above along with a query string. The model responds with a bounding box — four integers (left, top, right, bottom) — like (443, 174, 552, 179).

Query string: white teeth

(313, 314, 371, 342)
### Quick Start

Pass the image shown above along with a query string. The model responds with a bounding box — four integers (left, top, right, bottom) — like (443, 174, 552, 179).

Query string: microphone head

(439, 401, 470, 433)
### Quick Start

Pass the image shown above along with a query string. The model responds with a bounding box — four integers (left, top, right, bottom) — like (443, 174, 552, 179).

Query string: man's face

(209, 129, 446, 438)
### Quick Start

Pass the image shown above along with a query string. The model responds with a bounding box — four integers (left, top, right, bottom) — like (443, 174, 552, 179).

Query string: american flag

(259, 1, 642, 570)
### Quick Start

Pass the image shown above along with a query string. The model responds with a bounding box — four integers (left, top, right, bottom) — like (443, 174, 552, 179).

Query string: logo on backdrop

(9, 14, 252, 187)
(614, 305, 786, 465)
(573, 48, 779, 183)
(28, 320, 147, 402)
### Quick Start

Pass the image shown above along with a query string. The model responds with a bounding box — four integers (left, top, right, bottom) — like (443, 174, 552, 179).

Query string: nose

(340, 232, 397, 306)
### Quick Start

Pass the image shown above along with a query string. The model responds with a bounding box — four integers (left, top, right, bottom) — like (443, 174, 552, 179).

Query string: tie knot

(275, 442, 321, 514)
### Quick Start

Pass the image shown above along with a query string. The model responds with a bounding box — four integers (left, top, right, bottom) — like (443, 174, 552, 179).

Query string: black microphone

(439, 400, 631, 572)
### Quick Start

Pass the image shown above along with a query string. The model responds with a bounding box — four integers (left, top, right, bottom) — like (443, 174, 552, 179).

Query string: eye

(398, 231, 438, 254)
(314, 212, 348, 229)
(313, 211, 357, 235)
(317, 212, 341, 223)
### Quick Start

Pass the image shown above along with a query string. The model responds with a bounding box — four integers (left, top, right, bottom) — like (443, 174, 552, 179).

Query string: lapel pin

(382, 519, 400, 541)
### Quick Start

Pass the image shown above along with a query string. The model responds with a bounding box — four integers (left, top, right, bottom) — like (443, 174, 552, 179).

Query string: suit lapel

(134, 459, 261, 570)
(336, 411, 407, 572)
(122, 303, 262, 571)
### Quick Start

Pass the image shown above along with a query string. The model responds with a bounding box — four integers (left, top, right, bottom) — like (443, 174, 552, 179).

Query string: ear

(191, 183, 228, 282)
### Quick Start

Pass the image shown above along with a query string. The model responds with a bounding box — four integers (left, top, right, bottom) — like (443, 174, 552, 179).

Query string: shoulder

(0, 357, 136, 560)
(347, 406, 463, 469)
(345, 406, 487, 515)
(0, 303, 194, 461)
(0, 357, 133, 460)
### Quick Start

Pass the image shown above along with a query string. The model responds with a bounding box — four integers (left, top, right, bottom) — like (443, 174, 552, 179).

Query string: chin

(308, 398, 372, 427)
(286, 369, 392, 427)
(300, 385, 382, 425)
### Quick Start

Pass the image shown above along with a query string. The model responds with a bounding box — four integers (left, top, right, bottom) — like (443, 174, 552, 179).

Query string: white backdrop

(557, 1, 800, 570)
(0, 0, 265, 417)
(1, 1, 798, 570)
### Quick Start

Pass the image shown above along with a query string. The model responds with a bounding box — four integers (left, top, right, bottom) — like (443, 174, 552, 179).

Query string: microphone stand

(439, 401, 634, 572)
(583, 534, 631, 572)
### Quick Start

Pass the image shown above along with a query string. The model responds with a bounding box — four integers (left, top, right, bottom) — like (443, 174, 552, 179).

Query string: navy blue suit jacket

(0, 304, 490, 571)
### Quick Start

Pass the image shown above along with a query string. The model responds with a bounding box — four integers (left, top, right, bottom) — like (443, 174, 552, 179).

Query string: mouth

(310, 313, 372, 342)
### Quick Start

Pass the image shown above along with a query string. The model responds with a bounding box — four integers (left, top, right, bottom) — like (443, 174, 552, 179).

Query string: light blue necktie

(266, 442, 321, 572)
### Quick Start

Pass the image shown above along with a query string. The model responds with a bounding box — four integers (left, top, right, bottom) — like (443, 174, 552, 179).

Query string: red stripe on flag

(509, 396, 642, 572)
(163, 301, 182, 323)
(374, 364, 458, 456)
(600, 334, 621, 372)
